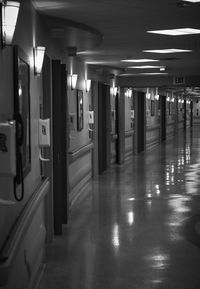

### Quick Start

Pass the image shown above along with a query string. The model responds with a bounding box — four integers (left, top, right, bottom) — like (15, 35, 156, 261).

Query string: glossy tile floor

(38, 128, 200, 289)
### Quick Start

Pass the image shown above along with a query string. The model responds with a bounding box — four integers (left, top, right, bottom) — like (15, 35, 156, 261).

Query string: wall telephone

(0, 117, 24, 202)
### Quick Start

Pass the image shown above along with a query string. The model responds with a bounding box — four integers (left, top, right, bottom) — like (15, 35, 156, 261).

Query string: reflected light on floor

(127, 211, 134, 225)
(128, 197, 135, 201)
(112, 224, 120, 248)
(145, 249, 170, 270)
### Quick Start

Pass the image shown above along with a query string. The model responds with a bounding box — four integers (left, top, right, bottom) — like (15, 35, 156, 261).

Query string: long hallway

(38, 128, 200, 289)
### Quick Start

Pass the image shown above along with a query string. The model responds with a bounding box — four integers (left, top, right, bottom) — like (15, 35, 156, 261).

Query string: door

(116, 89, 125, 163)
(190, 100, 193, 127)
(137, 91, 145, 153)
(41, 54, 53, 242)
(160, 95, 166, 142)
(52, 60, 69, 235)
(98, 82, 111, 174)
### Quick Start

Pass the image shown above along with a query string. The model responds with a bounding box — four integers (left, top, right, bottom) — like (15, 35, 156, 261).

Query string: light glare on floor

(121, 59, 159, 63)
(147, 28, 200, 36)
(143, 48, 192, 53)
(128, 65, 164, 69)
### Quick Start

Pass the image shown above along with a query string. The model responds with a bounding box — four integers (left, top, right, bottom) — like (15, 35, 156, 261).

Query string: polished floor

(38, 128, 200, 289)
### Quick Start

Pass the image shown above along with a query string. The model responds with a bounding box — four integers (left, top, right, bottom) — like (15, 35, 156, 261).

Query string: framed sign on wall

(77, 90, 84, 131)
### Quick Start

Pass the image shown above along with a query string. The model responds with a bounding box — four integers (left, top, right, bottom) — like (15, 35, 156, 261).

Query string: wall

(67, 59, 94, 207)
(0, 0, 95, 287)
(0, 1, 51, 288)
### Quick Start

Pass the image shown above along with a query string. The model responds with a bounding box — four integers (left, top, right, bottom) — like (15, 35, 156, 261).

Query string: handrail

(0, 179, 49, 261)
(0, 178, 49, 286)
(125, 130, 134, 137)
(68, 142, 94, 163)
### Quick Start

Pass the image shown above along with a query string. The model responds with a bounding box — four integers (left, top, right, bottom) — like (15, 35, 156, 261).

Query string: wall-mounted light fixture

(70, 74, 78, 90)
(33, 46, 46, 75)
(178, 98, 184, 104)
(85, 79, 91, 92)
(1, 1, 20, 47)
(154, 88, 159, 100)
(125, 88, 132, 98)
(146, 88, 151, 99)
(110, 86, 118, 96)
(171, 97, 175, 102)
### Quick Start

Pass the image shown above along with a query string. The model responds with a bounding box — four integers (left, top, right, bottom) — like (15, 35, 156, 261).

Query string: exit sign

(173, 76, 185, 85)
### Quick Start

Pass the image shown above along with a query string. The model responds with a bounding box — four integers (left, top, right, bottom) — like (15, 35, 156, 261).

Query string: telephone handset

(15, 113, 24, 147)
(14, 112, 24, 201)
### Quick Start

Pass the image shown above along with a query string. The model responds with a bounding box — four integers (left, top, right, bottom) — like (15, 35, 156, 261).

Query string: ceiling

(33, 0, 200, 91)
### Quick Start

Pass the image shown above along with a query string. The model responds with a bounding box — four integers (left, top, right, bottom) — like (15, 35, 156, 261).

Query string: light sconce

(85, 79, 91, 92)
(166, 96, 170, 102)
(171, 97, 175, 102)
(33, 46, 46, 75)
(1, 0, 20, 47)
(110, 86, 118, 96)
(70, 74, 78, 90)
(154, 88, 159, 100)
(125, 88, 132, 98)
(178, 98, 184, 104)
(146, 88, 151, 99)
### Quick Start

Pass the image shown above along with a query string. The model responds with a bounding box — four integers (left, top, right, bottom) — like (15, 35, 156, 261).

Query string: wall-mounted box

(39, 118, 50, 146)
(88, 111, 94, 124)
(130, 110, 134, 119)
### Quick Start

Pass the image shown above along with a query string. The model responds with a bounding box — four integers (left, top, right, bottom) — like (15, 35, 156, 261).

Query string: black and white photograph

(0, 1, 200, 289)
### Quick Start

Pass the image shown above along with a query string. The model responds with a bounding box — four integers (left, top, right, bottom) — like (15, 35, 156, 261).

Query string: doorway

(52, 60, 69, 235)
(137, 91, 145, 153)
(160, 95, 166, 142)
(98, 82, 110, 174)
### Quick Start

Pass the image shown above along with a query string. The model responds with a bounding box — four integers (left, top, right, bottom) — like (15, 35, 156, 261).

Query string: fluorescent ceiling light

(147, 28, 200, 36)
(128, 65, 164, 69)
(118, 73, 168, 76)
(143, 48, 192, 53)
(121, 59, 159, 63)
(138, 72, 168, 75)
(183, 0, 200, 2)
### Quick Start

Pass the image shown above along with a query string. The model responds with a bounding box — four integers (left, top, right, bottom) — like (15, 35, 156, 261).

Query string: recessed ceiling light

(121, 59, 159, 63)
(143, 48, 192, 53)
(128, 65, 164, 69)
(147, 28, 200, 36)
